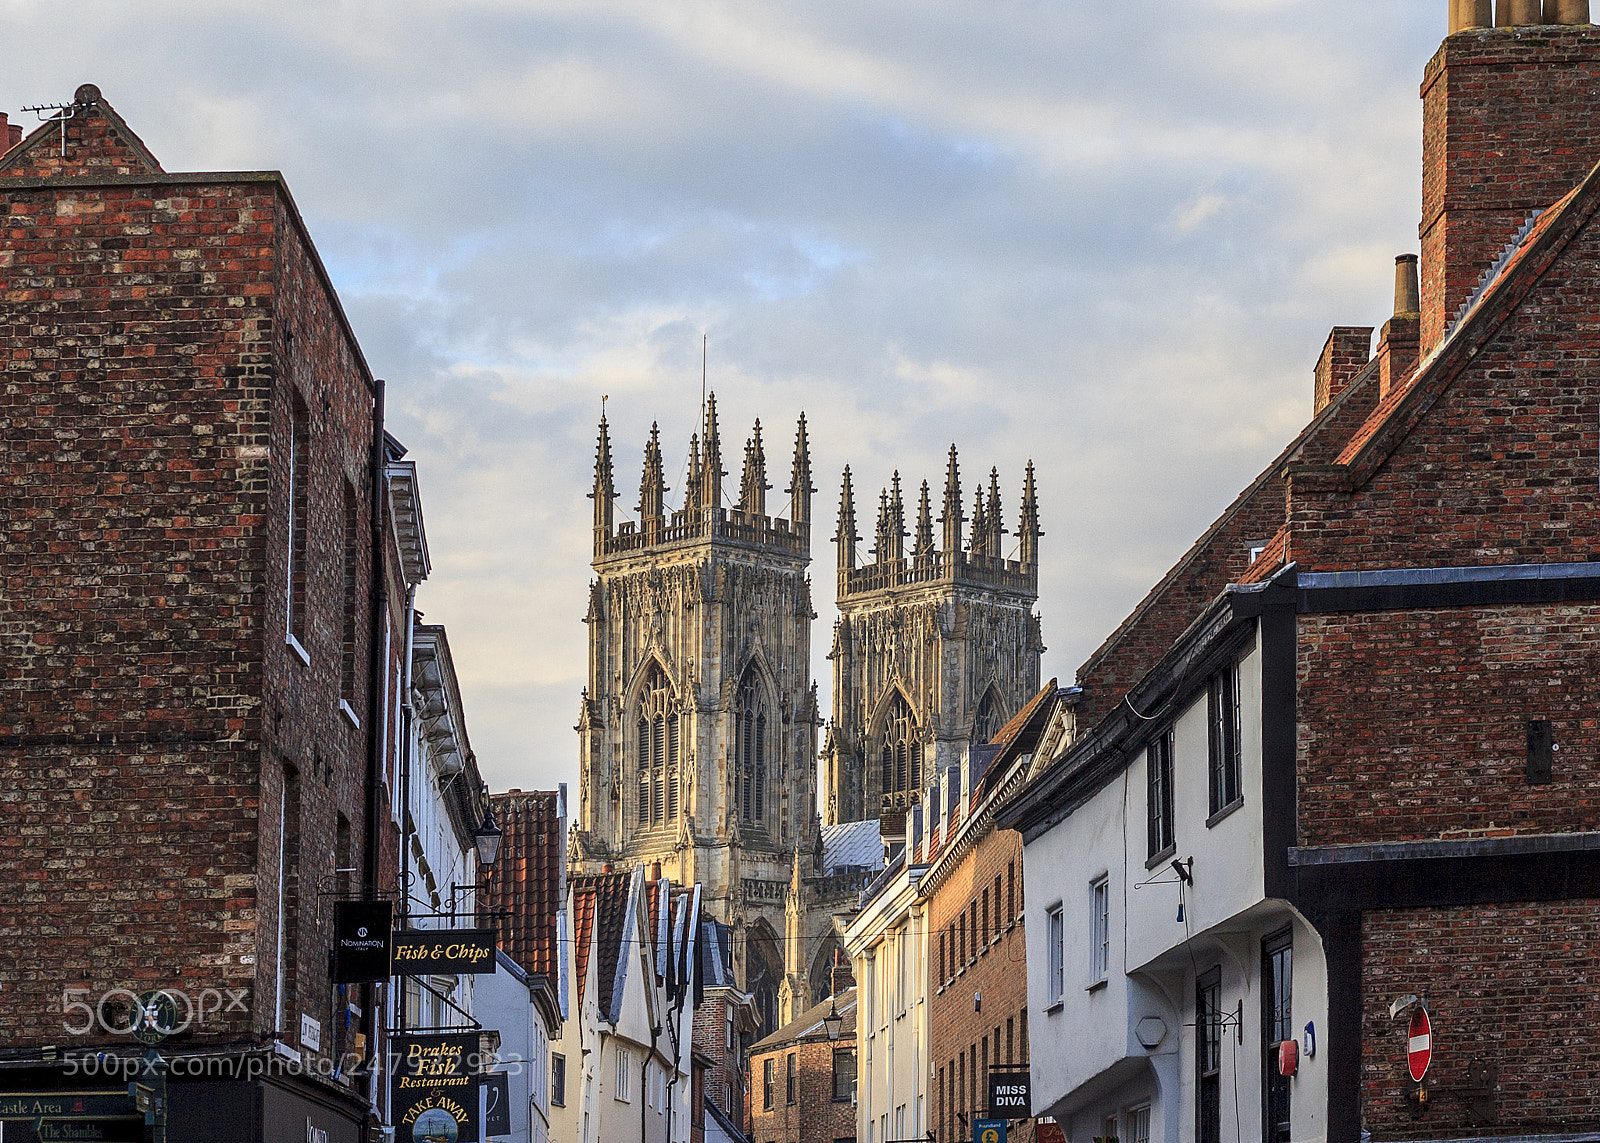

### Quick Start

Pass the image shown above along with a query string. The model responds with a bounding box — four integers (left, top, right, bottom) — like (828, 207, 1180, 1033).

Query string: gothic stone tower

(569, 395, 818, 1033)
(822, 448, 1044, 834)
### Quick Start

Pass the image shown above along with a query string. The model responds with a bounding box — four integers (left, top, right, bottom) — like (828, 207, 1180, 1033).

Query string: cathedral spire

(702, 392, 724, 512)
(786, 413, 813, 527)
(834, 466, 858, 571)
(1019, 460, 1041, 568)
(638, 422, 667, 535)
(970, 486, 988, 558)
(987, 467, 1006, 558)
(685, 432, 702, 515)
(739, 419, 770, 516)
(590, 411, 616, 549)
(889, 472, 906, 562)
(874, 486, 892, 564)
(940, 445, 963, 557)
(914, 480, 935, 562)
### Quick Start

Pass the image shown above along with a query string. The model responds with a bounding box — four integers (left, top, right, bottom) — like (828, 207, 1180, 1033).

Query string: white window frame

(615, 1047, 632, 1102)
(1046, 903, 1064, 1007)
(1090, 877, 1110, 984)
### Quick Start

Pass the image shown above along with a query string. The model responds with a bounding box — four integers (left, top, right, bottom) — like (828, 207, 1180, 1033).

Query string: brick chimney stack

(1376, 255, 1422, 400)
(1420, 1, 1598, 352)
(0, 113, 20, 153)
(1313, 327, 1373, 415)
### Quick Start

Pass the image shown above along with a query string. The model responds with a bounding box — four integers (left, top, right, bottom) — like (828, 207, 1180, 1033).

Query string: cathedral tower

(822, 447, 1044, 834)
(571, 396, 818, 1032)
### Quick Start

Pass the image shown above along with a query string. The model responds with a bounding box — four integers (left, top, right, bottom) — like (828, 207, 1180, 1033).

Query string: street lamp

(474, 807, 503, 867)
(822, 997, 843, 1041)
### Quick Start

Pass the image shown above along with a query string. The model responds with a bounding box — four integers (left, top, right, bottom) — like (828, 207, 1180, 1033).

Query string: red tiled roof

(483, 791, 562, 980)
(570, 871, 633, 1020)
(1236, 526, 1288, 585)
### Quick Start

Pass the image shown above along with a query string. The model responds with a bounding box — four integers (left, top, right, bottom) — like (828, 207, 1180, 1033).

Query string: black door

(1262, 930, 1293, 1143)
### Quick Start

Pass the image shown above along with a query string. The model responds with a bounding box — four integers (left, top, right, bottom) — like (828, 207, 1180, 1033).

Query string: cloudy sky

(4, 0, 1443, 795)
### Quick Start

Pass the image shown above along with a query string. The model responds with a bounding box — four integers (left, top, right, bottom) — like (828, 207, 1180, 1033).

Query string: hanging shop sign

(988, 1070, 1031, 1118)
(974, 1118, 1007, 1143)
(334, 901, 395, 984)
(392, 1033, 480, 1143)
(482, 1073, 511, 1136)
(392, 930, 498, 976)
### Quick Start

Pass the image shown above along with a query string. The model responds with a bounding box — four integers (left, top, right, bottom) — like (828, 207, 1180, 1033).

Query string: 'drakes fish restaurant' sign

(393, 1033, 480, 1143)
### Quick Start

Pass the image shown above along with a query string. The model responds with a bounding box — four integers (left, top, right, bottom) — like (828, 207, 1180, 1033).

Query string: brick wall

(692, 990, 749, 1124)
(747, 1038, 857, 1143)
(0, 95, 377, 1061)
(927, 826, 1032, 1143)
(1292, 227, 1600, 574)
(1420, 27, 1600, 352)
(1362, 901, 1600, 1135)
(1297, 603, 1600, 848)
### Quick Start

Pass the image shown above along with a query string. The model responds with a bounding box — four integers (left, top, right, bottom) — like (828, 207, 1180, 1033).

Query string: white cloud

(0, 0, 1449, 794)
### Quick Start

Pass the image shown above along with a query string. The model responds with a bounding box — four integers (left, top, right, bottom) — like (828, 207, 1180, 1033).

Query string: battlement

(838, 548, 1037, 599)
(597, 505, 810, 563)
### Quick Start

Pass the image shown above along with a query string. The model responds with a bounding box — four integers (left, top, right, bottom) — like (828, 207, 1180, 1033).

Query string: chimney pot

(1394, 255, 1421, 316)
(649, 860, 662, 883)
(1544, 0, 1591, 21)
(1452, 0, 1494, 30)
(1497, 0, 1546, 24)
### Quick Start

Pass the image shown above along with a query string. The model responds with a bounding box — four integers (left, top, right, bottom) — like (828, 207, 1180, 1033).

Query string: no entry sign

(1407, 1006, 1432, 1082)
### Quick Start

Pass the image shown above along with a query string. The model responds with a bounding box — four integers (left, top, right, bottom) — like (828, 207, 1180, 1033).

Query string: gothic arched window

(878, 693, 921, 802)
(974, 688, 1005, 746)
(735, 669, 768, 826)
(634, 664, 679, 827)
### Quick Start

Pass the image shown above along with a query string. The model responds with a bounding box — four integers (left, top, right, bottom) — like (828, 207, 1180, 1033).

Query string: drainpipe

(397, 581, 418, 1029)
(361, 378, 386, 1115)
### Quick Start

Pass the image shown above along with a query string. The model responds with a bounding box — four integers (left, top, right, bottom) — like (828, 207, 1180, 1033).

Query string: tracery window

(735, 669, 768, 826)
(878, 693, 922, 802)
(635, 664, 679, 827)
(973, 688, 1004, 746)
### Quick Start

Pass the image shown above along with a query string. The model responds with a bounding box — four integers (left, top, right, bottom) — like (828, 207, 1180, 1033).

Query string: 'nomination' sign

(334, 900, 394, 983)
(988, 1070, 1031, 1117)
(392, 929, 498, 975)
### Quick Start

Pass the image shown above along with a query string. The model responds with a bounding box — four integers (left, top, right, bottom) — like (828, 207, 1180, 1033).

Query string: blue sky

(2, 0, 1445, 794)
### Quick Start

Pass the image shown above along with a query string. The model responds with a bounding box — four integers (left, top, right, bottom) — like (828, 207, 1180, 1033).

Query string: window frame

(1146, 729, 1175, 864)
(615, 1047, 633, 1103)
(832, 1046, 857, 1103)
(763, 1056, 774, 1111)
(1207, 663, 1243, 823)
(1045, 903, 1065, 1008)
(786, 1051, 797, 1105)
(1090, 876, 1110, 985)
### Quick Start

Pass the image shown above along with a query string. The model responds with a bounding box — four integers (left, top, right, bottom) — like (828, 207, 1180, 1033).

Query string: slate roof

(821, 820, 885, 873)
(749, 989, 859, 1054)
(484, 790, 562, 980)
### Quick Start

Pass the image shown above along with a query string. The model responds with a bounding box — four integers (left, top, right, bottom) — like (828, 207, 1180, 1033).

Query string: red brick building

(0, 85, 395, 1140)
(748, 989, 858, 1143)
(1003, 5, 1600, 1140)
(923, 688, 1060, 1143)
